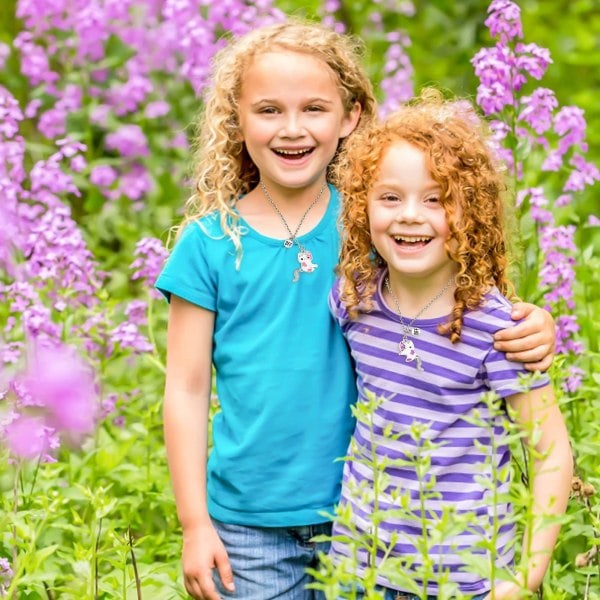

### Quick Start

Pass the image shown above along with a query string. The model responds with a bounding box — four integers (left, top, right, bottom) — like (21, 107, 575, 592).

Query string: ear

(339, 101, 362, 139)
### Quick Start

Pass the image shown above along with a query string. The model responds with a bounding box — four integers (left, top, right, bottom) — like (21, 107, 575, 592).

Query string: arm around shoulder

(493, 302, 556, 372)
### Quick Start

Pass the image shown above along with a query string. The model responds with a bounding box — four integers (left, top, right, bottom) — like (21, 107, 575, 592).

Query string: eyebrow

(250, 97, 335, 108)
(373, 181, 441, 191)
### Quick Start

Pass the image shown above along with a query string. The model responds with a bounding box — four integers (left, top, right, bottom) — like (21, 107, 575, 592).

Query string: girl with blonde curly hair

(155, 18, 553, 600)
(328, 91, 571, 599)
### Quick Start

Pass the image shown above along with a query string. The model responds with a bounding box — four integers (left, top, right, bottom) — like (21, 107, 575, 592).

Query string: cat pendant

(398, 338, 424, 371)
(292, 249, 318, 282)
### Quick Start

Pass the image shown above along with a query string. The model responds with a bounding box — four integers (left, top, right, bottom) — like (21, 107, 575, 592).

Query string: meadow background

(0, 0, 598, 597)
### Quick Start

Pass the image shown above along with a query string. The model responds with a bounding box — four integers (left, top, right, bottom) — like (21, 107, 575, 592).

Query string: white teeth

(276, 148, 310, 155)
(393, 235, 431, 243)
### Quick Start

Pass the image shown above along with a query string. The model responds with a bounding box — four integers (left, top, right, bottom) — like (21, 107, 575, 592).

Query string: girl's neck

(257, 177, 329, 209)
(235, 178, 331, 240)
(384, 267, 458, 320)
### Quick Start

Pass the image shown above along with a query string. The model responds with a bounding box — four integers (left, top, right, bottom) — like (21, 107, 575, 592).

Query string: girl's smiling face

(367, 140, 459, 286)
(237, 50, 360, 196)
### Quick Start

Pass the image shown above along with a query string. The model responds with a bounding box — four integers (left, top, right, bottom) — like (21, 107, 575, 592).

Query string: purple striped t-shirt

(328, 271, 549, 596)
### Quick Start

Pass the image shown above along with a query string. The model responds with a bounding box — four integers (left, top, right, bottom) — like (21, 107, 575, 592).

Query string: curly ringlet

(176, 19, 377, 264)
(335, 88, 513, 342)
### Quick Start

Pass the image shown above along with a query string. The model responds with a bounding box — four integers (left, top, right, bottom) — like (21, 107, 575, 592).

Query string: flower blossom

(130, 236, 169, 296)
(20, 341, 99, 438)
(484, 0, 523, 43)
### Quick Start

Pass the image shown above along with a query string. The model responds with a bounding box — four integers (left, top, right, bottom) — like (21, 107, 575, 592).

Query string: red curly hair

(334, 89, 514, 342)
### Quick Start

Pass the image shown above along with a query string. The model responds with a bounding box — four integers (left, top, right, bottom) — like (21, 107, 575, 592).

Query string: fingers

(493, 320, 539, 343)
(517, 355, 553, 373)
(215, 548, 235, 593)
(494, 333, 554, 370)
(510, 301, 533, 320)
(184, 570, 221, 600)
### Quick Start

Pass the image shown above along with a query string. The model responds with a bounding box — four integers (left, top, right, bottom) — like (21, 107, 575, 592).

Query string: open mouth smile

(273, 147, 314, 159)
(392, 235, 433, 248)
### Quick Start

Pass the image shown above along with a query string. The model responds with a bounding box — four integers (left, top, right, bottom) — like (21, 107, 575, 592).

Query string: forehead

(377, 140, 429, 175)
(241, 50, 340, 94)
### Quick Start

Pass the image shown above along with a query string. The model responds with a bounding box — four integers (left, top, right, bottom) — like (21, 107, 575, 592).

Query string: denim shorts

(212, 518, 332, 599)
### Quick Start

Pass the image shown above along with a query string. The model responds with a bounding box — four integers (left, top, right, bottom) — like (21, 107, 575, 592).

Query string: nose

(395, 198, 424, 223)
(280, 112, 305, 138)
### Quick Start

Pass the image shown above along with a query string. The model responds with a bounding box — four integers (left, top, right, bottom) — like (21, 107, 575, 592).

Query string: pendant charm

(292, 249, 319, 282)
(398, 338, 423, 370)
(283, 239, 294, 249)
(402, 325, 420, 336)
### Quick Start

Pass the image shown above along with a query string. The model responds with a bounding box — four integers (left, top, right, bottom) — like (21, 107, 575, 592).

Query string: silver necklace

(384, 275, 454, 371)
(260, 181, 326, 282)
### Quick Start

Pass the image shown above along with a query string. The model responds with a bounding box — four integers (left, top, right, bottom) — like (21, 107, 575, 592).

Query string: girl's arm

(163, 295, 234, 600)
(485, 384, 573, 599)
(493, 303, 555, 372)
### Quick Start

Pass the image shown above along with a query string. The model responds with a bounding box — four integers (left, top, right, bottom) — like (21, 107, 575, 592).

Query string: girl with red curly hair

(328, 90, 572, 599)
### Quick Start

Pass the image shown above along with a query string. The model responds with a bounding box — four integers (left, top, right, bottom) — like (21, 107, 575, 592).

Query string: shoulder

(328, 277, 351, 326)
(463, 287, 515, 336)
(179, 212, 228, 241)
(328, 276, 345, 310)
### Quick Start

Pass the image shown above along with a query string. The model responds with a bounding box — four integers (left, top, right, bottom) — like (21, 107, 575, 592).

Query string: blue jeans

(212, 519, 331, 599)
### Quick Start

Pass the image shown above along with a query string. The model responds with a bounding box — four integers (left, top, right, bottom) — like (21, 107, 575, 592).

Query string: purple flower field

(0, 0, 598, 596)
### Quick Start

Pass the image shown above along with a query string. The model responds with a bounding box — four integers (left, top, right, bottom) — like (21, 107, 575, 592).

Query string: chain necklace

(260, 181, 326, 282)
(384, 274, 455, 371)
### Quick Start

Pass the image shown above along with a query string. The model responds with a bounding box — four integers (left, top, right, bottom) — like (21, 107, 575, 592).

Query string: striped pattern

(328, 271, 549, 596)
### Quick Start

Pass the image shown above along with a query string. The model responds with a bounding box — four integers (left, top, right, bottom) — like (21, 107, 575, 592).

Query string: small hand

(182, 524, 235, 599)
(483, 581, 526, 600)
(493, 302, 555, 371)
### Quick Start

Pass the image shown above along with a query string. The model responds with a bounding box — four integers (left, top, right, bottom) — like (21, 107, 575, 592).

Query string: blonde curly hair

(336, 89, 513, 342)
(177, 19, 377, 264)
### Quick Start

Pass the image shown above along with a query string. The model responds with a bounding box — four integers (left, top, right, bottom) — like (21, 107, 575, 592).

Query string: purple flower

(555, 315, 582, 355)
(0, 87, 24, 138)
(555, 194, 572, 207)
(90, 165, 118, 187)
(541, 150, 563, 172)
(21, 342, 98, 437)
(145, 100, 171, 119)
(90, 104, 111, 126)
(1, 342, 23, 365)
(563, 154, 600, 192)
(588, 215, 600, 227)
(485, 0, 523, 43)
(518, 187, 553, 224)
(554, 106, 587, 155)
(3, 414, 53, 460)
(379, 34, 414, 117)
(130, 236, 169, 292)
(109, 322, 154, 354)
(518, 88, 557, 134)
(118, 163, 153, 201)
(125, 299, 148, 326)
(107, 73, 153, 116)
(24, 98, 42, 119)
(562, 365, 584, 394)
(105, 125, 149, 158)
(13, 32, 59, 87)
(0, 555, 12, 596)
(515, 43, 552, 80)
(100, 393, 118, 418)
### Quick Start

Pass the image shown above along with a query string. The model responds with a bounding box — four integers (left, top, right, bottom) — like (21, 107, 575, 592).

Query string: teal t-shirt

(155, 184, 357, 526)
